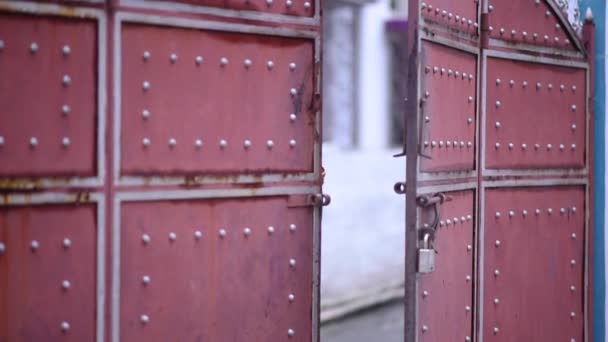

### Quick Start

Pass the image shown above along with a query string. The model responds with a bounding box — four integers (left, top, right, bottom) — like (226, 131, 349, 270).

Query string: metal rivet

(289, 258, 297, 267)
(535, 208, 541, 215)
(194, 230, 203, 240)
(195, 56, 203, 65)
(522, 81, 528, 88)
(288, 329, 295, 337)
(29, 137, 39, 147)
(560, 207, 566, 214)
(304, 1, 311, 9)
(544, 35, 549, 42)
(570, 312, 576, 318)
(560, 84, 566, 92)
(508, 143, 514, 150)
(465, 306, 471, 312)
(511, 29, 517, 36)
(572, 206, 577, 213)
(63, 238, 71, 249)
(522, 143, 527, 150)
(446, 219, 452, 225)
(142, 275, 151, 285)
(433, 66, 439, 73)
(423, 141, 429, 147)
(466, 336, 471, 342)
(431, 141, 437, 148)
(0, 242, 5, 254)
(143, 51, 150, 60)
(195, 139, 203, 149)
(467, 244, 472, 252)
(570, 285, 576, 292)
(533, 33, 539, 40)
(219, 229, 227, 238)
(219, 139, 228, 149)
(422, 325, 429, 333)
(466, 275, 472, 282)
(509, 79, 515, 87)
(495, 100, 501, 108)
(571, 144, 576, 150)
(140, 315, 150, 324)
(467, 141, 473, 148)
(499, 28, 505, 35)
(571, 104, 577, 112)
(243, 227, 252, 237)
(494, 269, 500, 277)
(570, 259, 576, 266)
(168, 138, 177, 148)
(170, 53, 178, 63)
(142, 109, 150, 120)
(534, 143, 541, 150)
(571, 233, 577, 240)
(168, 232, 177, 241)
(495, 211, 501, 218)
(488, 4, 493, 11)
(494, 298, 500, 305)
(142, 138, 151, 148)
(31, 240, 39, 251)
(289, 63, 297, 71)
(30, 42, 39, 53)
(547, 208, 553, 215)
(422, 290, 429, 298)
(62, 280, 71, 290)
(424, 91, 430, 98)
(0, 40, 4, 50)
(289, 139, 297, 148)
(548, 83, 553, 90)
(267, 226, 275, 234)
(286, 0, 293, 8)
(439, 221, 445, 227)
(495, 142, 500, 150)
(453, 217, 459, 223)
(142, 234, 151, 244)
(496, 78, 501, 86)
(554, 37, 560, 43)
(572, 124, 577, 131)
(493, 327, 499, 335)
(522, 31, 528, 38)
(62, 75, 71, 87)
(62, 137, 71, 148)
(243, 140, 252, 149)
(495, 121, 501, 128)
(290, 88, 298, 96)
(142, 81, 150, 91)
(495, 240, 501, 247)
(61, 321, 70, 332)
(267, 60, 275, 69)
(288, 293, 295, 302)
(523, 209, 528, 216)
(536, 82, 542, 89)
(61, 45, 71, 56)
(559, 144, 565, 151)
(440, 68, 446, 75)
(244, 59, 252, 68)
(468, 96, 474, 103)
(266, 140, 274, 149)
(220, 57, 229, 66)
(467, 215, 472, 221)
(289, 113, 297, 122)
(547, 143, 552, 151)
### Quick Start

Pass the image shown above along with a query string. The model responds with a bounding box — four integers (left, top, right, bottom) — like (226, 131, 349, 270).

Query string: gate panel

(484, 56, 586, 170)
(0, 14, 98, 177)
(120, 23, 316, 176)
(483, 186, 585, 341)
(0, 204, 97, 341)
(420, 41, 477, 172)
(142, 0, 316, 17)
(486, 0, 577, 51)
(418, 190, 474, 342)
(118, 196, 313, 341)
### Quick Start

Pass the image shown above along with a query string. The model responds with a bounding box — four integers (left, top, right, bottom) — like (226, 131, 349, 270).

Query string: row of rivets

(494, 206, 577, 219)
(0, 41, 72, 56)
(140, 224, 297, 244)
(140, 138, 297, 149)
(0, 137, 73, 149)
(419, 3, 479, 29)
(264, 0, 311, 9)
(141, 80, 299, 98)
(493, 142, 577, 151)
(141, 110, 297, 123)
(0, 238, 74, 253)
(424, 140, 473, 149)
(490, 28, 569, 45)
(425, 66, 475, 80)
(495, 79, 577, 92)
(141, 52, 299, 71)
(438, 214, 473, 227)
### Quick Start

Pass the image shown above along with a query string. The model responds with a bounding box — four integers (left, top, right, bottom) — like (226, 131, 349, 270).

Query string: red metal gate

(0, 1, 323, 341)
(402, 0, 593, 341)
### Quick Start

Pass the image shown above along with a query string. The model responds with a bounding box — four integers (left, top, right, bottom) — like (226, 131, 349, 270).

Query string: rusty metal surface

(0, 13, 97, 177)
(119, 197, 313, 341)
(144, 0, 315, 17)
(120, 23, 316, 176)
(484, 56, 586, 170)
(486, 0, 576, 52)
(418, 190, 474, 342)
(0, 204, 97, 341)
(420, 41, 477, 172)
(483, 186, 585, 341)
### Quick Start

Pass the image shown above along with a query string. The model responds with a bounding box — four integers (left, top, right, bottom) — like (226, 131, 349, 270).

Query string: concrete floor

(320, 301, 404, 342)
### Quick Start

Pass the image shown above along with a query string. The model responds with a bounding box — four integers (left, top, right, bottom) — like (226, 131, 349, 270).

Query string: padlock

(418, 233, 435, 273)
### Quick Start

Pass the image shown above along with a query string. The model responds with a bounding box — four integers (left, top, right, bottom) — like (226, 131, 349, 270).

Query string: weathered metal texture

(0, 204, 97, 341)
(119, 197, 313, 341)
(142, 0, 315, 17)
(418, 190, 475, 342)
(0, 14, 97, 177)
(483, 186, 585, 341)
(420, 41, 477, 172)
(484, 56, 586, 170)
(486, 0, 576, 51)
(120, 23, 316, 176)
(419, 0, 478, 34)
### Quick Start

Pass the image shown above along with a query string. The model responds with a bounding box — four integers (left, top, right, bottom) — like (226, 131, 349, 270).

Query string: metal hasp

(402, 0, 593, 341)
(0, 1, 323, 342)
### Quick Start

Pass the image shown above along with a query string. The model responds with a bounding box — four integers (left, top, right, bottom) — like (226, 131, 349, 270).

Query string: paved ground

(320, 301, 404, 342)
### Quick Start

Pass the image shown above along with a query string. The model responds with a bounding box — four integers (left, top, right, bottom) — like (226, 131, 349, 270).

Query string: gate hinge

(287, 193, 331, 208)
